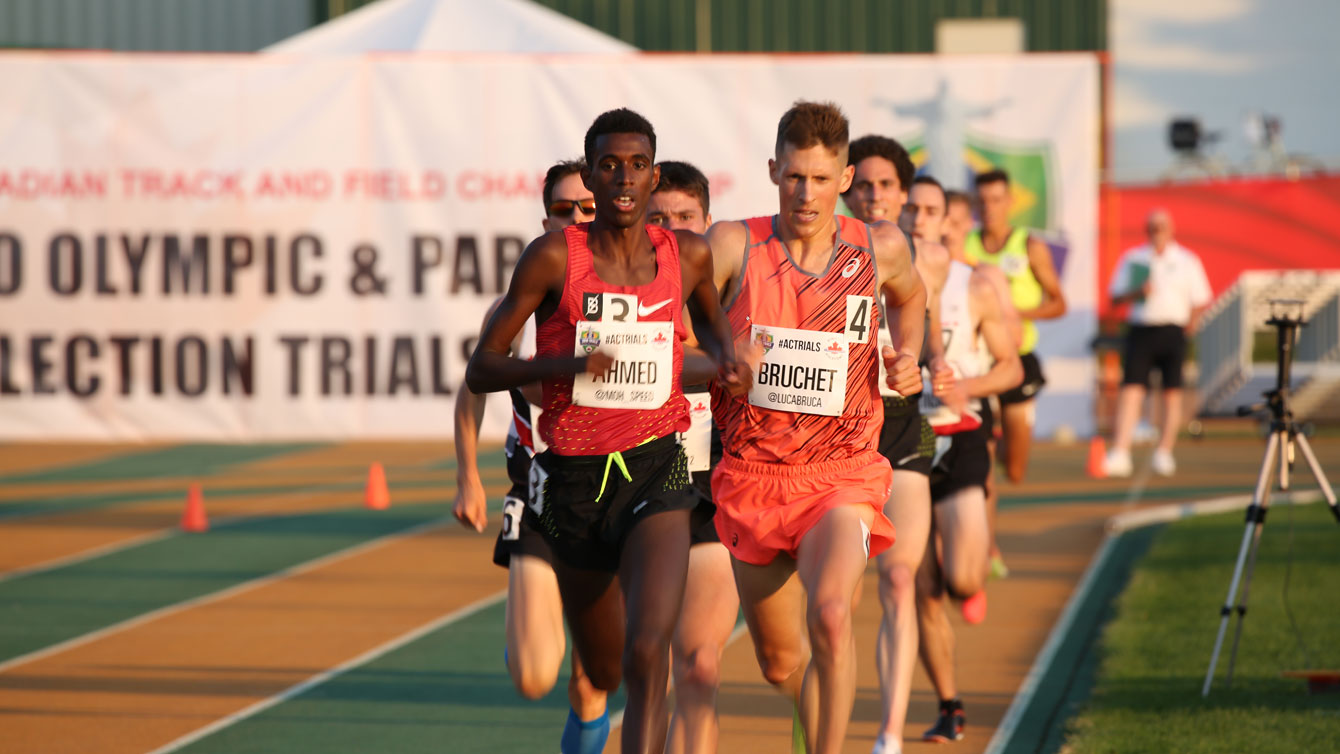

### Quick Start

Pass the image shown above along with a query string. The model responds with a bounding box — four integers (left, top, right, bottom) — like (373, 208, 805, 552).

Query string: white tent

(264, 0, 636, 54)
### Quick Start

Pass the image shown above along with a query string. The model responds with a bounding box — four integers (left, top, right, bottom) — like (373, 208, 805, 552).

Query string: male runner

(915, 178, 1019, 584)
(909, 177, 1023, 743)
(707, 102, 927, 754)
(843, 136, 952, 754)
(466, 108, 743, 753)
(940, 190, 974, 264)
(647, 161, 739, 754)
(966, 169, 1065, 485)
(452, 159, 611, 754)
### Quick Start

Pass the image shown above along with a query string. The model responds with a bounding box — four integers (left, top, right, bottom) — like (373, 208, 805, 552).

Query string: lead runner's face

(585, 133, 659, 229)
(770, 143, 854, 239)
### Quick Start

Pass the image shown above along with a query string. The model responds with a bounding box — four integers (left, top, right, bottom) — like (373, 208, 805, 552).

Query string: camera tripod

(1202, 303, 1340, 697)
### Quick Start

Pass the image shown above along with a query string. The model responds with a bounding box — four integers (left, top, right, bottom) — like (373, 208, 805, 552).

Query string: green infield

(1062, 501, 1340, 754)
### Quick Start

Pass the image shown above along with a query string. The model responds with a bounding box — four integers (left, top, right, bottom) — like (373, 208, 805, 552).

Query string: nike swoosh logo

(633, 500, 650, 515)
(638, 298, 673, 317)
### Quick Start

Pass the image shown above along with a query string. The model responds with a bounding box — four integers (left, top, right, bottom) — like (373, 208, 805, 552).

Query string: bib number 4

(846, 295, 875, 343)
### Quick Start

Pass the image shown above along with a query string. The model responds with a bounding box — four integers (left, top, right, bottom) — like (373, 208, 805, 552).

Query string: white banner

(0, 53, 1096, 440)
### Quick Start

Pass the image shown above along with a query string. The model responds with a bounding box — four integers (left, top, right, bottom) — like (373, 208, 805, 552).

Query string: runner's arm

(1020, 235, 1067, 320)
(978, 264, 1024, 349)
(873, 222, 927, 396)
(679, 231, 746, 391)
(916, 240, 961, 410)
(960, 271, 1024, 399)
(453, 298, 506, 532)
(465, 234, 611, 392)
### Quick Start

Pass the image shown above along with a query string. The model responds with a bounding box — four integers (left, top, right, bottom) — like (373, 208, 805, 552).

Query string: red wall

(1099, 175, 1340, 320)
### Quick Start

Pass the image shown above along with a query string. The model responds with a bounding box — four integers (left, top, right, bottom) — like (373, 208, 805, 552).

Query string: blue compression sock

(560, 707, 610, 754)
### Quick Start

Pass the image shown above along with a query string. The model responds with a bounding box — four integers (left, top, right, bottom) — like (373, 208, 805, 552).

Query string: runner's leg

(734, 555, 811, 719)
(1000, 401, 1034, 483)
(796, 504, 878, 754)
(668, 541, 739, 754)
(505, 553, 567, 698)
(935, 487, 990, 599)
(619, 507, 693, 754)
(874, 470, 932, 742)
(914, 529, 956, 702)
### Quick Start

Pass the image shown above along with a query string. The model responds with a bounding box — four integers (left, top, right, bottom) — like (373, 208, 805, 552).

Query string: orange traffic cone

(181, 483, 209, 532)
(365, 462, 390, 510)
(1086, 436, 1108, 479)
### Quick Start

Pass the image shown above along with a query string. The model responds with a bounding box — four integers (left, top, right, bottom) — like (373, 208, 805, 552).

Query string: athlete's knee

(944, 569, 985, 601)
(807, 596, 853, 655)
(623, 632, 671, 685)
(678, 645, 723, 694)
(755, 642, 805, 686)
(877, 558, 917, 606)
(510, 656, 561, 700)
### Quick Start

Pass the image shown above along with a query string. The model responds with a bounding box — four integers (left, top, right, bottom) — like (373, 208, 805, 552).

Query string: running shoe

(961, 590, 987, 625)
(923, 698, 965, 742)
(1151, 449, 1176, 477)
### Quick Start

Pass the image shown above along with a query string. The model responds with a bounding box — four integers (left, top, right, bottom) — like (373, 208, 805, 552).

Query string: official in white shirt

(1104, 209, 1213, 477)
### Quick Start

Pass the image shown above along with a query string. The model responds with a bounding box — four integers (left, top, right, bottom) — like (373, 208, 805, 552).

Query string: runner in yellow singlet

(964, 169, 1066, 485)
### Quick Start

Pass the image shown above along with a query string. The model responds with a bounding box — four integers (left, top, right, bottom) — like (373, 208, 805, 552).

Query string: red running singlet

(537, 223, 690, 456)
(713, 215, 884, 465)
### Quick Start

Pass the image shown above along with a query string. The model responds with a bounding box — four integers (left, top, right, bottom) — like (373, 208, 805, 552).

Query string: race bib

(682, 394, 712, 472)
(500, 496, 525, 541)
(749, 324, 848, 417)
(571, 320, 674, 409)
(526, 460, 548, 516)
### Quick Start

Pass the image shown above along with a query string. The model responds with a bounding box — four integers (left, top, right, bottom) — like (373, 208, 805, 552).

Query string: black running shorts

(524, 434, 696, 571)
(878, 397, 934, 477)
(492, 483, 554, 568)
(999, 351, 1046, 405)
(688, 425, 722, 546)
(929, 425, 992, 502)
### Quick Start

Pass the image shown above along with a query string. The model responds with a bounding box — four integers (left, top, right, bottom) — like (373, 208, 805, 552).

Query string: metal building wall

(0, 0, 314, 52)
(529, 0, 1107, 53)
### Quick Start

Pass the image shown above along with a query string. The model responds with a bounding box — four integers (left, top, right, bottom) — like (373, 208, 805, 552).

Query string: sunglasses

(547, 199, 596, 218)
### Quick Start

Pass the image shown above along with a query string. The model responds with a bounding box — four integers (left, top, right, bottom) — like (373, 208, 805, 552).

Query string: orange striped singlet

(712, 215, 884, 466)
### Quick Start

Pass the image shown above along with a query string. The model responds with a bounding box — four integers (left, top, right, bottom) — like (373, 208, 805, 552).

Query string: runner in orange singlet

(706, 102, 927, 754)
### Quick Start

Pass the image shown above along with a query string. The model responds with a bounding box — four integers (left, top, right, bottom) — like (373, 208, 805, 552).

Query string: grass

(1061, 501, 1340, 754)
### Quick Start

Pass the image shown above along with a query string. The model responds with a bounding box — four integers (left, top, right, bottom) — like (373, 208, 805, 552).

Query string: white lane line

(982, 531, 1118, 754)
(147, 589, 508, 754)
(0, 517, 447, 675)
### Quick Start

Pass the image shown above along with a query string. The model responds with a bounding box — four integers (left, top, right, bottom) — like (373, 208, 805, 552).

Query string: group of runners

(453, 100, 1066, 754)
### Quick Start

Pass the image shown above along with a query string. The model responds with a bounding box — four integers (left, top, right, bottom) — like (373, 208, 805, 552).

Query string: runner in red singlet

(466, 108, 744, 753)
(452, 159, 613, 753)
(706, 102, 926, 754)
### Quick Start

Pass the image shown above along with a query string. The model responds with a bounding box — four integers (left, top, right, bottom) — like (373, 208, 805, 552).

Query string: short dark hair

(775, 101, 849, 158)
(652, 160, 710, 215)
(911, 174, 946, 205)
(542, 158, 586, 211)
(846, 135, 914, 195)
(974, 168, 1010, 189)
(584, 108, 657, 166)
(945, 189, 972, 210)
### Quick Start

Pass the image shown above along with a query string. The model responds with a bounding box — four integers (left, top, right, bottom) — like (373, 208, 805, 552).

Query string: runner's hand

(583, 349, 615, 376)
(929, 355, 967, 414)
(718, 359, 752, 396)
(452, 478, 488, 533)
(882, 346, 921, 396)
